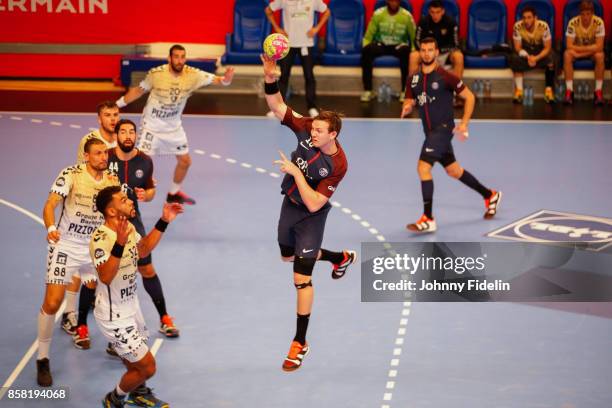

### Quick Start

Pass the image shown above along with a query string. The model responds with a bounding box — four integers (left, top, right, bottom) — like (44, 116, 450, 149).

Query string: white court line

(49, 121, 62, 126)
(0, 198, 66, 400)
(69, 124, 82, 129)
(150, 338, 164, 356)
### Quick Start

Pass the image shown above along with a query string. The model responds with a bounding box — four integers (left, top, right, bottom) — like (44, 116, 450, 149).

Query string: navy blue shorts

(130, 214, 152, 266)
(419, 126, 457, 167)
(277, 196, 331, 258)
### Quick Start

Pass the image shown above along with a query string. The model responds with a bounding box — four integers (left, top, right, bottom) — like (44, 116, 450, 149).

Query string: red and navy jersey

(108, 150, 154, 215)
(280, 107, 348, 206)
(405, 66, 465, 135)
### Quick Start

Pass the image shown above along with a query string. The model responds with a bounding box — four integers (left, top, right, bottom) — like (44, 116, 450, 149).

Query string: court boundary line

(2, 111, 612, 125)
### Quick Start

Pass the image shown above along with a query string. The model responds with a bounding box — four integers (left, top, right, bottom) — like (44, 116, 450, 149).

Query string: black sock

(458, 170, 491, 199)
(293, 314, 310, 345)
(421, 180, 434, 218)
(545, 66, 555, 88)
(319, 249, 344, 264)
(133, 383, 147, 394)
(77, 285, 95, 326)
(142, 275, 168, 319)
(110, 389, 124, 403)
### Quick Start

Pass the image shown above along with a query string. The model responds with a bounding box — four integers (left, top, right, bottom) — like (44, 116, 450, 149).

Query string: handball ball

(263, 33, 290, 61)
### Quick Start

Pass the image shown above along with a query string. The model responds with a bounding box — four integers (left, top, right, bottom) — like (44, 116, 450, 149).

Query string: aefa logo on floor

(487, 210, 612, 251)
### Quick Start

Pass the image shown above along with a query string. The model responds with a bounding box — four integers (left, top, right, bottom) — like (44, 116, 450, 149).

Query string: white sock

(514, 77, 523, 91)
(595, 80, 603, 91)
(115, 384, 127, 397)
(566, 80, 573, 91)
(37, 310, 55, 360)
(64, 290, 77, 314)
(169, 182, 181, 195)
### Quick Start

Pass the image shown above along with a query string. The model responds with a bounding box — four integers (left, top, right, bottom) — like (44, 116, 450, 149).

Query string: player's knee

(177, 154, 191, 167)
(144, 359, 156, 379)
(138, 264, 156, 278)
(43, 297, 62, 314)
(563, 50, 574, 61)
(445, 166, 463, 179)
(293, 256, 316, 277)
(594, 52, 604, 62)
(279, 244, 294, 261)
(281, 256, 294, 262)
(452, 51, 464, 64)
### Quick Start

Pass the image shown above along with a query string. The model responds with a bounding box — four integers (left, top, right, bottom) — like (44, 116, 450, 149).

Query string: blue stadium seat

(464, 0, 508, 68)
(221, 0, 270, 65)
(562, 0, 604, 70)
(421, 0, 460, 25)
(515, 0, 555, 42)
(373, 0, 412, 13)
(321, 0, 365, 66)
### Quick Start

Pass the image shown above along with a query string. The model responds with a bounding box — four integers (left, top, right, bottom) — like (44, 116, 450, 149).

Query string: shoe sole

(62, 325, 76, 336)
(406, 224, 437, 233)
(484, 191, 503, 219)
(74, 341, 91, 350)
(159, 328, 180, 338)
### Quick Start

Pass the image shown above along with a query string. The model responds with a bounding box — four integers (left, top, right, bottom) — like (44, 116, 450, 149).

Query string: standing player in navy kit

(106, 119, 180, 341)
(262, 54, 356, 372)
(401, 37, 501, 233)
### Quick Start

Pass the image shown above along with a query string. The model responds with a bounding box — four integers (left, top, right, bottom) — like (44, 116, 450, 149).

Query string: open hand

(135, 187, 146, 201)
(116, 215, 132, 246)
(453, 123, 469, 142)
(161, 202, 184, 223)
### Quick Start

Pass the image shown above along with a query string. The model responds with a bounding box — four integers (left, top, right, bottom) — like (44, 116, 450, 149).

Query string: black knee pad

(279, 244, 294, 258)
(295, 280, 312, 290)
(294, 256, 316, 276)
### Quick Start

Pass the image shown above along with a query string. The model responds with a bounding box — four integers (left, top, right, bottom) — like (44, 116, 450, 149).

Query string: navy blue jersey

(108, 150, 155, 215)
(416, 14, 459, 53)
(279, 107, 347, 206)
(405, 66, 465, 135)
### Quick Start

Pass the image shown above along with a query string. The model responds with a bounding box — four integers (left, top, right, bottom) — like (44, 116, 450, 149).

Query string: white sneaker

(406, 215, 437, 233)
(360, 91, 375, 102)
(266, 110, 276, 118)
(308, 108, 319, 117)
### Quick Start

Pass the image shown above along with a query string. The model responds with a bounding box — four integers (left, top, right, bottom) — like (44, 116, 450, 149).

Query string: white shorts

(46, 241, 96, 285)
(137, 126, 189, 156)
(95, 304, 149, 363)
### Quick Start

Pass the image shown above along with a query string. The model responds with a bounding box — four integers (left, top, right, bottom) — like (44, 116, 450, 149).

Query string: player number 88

(53, 267, 66, 277)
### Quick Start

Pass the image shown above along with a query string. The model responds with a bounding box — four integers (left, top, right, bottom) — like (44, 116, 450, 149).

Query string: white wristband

(518, 49, 528, 58)
(221, 78, 231, 86)
(116, 96, 127, 108)
(47, 225, 57, 233)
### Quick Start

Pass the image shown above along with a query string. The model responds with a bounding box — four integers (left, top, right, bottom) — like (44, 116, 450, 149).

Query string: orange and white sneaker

(406, 215, 437, 233)
(159, 315, 180, 338)
(73, 324, 90, 350)
(484, 190, 502, 219)
(282, 340, 310, 372)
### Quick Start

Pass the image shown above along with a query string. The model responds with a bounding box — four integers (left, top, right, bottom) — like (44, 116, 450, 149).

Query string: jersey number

(109, 162, 119, 173)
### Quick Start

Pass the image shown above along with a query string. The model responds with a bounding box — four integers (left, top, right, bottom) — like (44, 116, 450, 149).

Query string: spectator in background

(563, 0, 605, 105)
(265, 0, 330, 117)
(360, 0, 416, 102)
(409, 0, 462, 78)
(510, 6, 555, 104)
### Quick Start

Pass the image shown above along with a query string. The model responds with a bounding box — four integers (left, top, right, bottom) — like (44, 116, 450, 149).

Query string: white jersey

(90, 224, 142, 321)
(76, 129, 116, 164)
(269, 0, 328, 48)
(50, 164, 119, 245)
(139, 64, 215, 132)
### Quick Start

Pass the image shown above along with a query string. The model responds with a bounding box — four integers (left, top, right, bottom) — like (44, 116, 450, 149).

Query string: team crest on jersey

(135, 169, 144, 178)
(94, 248, 105, 259)
(56, 252, 67, 265)
(319, 168, 329, 177)
(441, 29, 447, 35)
(55, 177, 65, 187)
(411, 75, 419, 87)
(431, 82, 439, 90)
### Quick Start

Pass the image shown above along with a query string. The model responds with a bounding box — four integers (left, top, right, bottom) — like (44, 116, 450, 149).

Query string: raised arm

(261, 54, 288, 121)
(95, 217, 131, 286)
(137, 202, 183, 258)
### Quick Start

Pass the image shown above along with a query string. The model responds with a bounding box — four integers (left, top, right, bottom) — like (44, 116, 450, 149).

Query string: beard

(170, 63, 184, 73)
(118, 140, 134, 153)
(422, 57, 436, 66)
(90, 161, 108, 172)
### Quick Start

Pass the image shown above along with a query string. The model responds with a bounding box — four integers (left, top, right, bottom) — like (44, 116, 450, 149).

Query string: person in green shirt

(360, 0, 416, 102)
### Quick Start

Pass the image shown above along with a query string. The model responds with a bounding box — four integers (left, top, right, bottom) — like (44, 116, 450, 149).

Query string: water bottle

(576, 82, 584, 101)
(377, 82, 385, 103)
(583, 82, 591, 100)
(476, 80, 485, 99)
(523, 85, 529, 106)
(524, 86, 532, 106)
(555, 82, 564, 101)
(484, 80, 492, 99)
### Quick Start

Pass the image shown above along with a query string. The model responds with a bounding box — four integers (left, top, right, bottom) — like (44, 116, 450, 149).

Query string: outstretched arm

(261, 54, 288, 121)
(116, 86, 146, 108)
(137, 202, 183, 258)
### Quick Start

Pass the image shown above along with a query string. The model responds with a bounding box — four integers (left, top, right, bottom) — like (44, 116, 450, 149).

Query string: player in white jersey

(76, 101, 119, 164)
(63, 100, 120, 346)
(115, 44, 235, 205)
(91, 186, 182, 408)
(36, 138, 119, 387)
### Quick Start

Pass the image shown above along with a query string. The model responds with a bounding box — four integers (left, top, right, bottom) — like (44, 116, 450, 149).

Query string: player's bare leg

(167, 153, 195, 205)
(445, 162, 502, 219)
